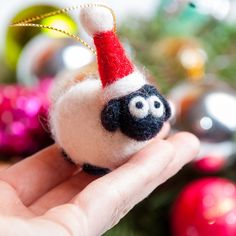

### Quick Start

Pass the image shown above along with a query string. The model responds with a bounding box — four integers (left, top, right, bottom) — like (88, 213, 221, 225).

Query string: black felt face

(101, 84, 171, 141)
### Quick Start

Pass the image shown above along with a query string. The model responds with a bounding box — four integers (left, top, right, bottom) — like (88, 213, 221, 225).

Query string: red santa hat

(80, 6, 146, 100)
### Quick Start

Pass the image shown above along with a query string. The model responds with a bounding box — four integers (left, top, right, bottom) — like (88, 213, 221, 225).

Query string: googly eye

(128, 96, 149, 119)
(147, 96, 165, 118)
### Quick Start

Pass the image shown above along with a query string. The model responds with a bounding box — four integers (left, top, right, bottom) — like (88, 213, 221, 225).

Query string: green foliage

(119, 3, 236, 94)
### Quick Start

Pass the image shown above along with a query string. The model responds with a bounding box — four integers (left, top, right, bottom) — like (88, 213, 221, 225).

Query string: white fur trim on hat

(103, 70, 147, 101)
(80, 7, 114, 36)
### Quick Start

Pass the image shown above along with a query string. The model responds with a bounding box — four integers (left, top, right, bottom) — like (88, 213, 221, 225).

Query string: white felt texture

(80, 6, 114, 36)
(103, 70, 147, 101)
(50, 63, 97, 104)
(50, 77, 148, 169)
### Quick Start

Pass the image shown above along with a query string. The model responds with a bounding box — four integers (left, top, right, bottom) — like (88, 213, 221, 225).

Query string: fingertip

(166, 132, 200, 169)
(171, 132, 200, 156)
(132, 138, 174, 163)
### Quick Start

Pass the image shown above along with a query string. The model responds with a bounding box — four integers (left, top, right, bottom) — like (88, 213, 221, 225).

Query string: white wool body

(50, 76, 148, 169)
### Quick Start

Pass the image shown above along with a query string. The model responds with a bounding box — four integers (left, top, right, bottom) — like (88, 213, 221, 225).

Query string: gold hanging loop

(10, 4, 117, 55)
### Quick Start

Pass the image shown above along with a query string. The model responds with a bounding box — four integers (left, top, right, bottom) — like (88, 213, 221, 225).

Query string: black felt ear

(162, 97, 172, 121)
(101, 99, 121, 132)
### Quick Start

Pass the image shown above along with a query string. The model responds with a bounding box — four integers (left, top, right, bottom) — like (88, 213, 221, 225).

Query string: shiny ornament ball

(172, 178, 236, 236)
(193, 140, 236, 173)
(169, 78, 236, 172)
(17, 36, 95, 86)
(5, 4, 77, 71)
(193, 155, 226, 173)
(0, 81, 53, 159)
(170, 78, 236, 142)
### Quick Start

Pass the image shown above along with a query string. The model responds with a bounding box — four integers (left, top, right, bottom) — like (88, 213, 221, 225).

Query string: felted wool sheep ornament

(50, 6, 171, 175)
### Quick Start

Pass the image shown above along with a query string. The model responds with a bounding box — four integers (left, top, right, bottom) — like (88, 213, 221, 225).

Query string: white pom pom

(80, 6, 114, 36)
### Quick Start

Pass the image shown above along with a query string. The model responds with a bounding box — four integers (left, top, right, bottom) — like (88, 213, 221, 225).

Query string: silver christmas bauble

(169, 76, 236, 172)
(170, 77, 236, 143)
(17, 35, 95, 85)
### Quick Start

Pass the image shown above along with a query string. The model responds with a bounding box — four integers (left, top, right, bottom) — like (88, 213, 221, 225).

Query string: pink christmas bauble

(0, 80, 53, 159)
(172, 178, 236, 236)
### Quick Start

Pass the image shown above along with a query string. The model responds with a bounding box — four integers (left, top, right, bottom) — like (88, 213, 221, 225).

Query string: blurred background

(1, 0, 236, 235)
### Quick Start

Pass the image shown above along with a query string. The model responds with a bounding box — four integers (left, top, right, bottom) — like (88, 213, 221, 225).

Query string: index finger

(42, 134, 178, 235)
(33, 132, 199, 236)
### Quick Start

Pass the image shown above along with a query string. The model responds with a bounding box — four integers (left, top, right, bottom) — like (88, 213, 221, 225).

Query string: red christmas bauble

(193, 155, 226, 173)
(172, 178, 236, 236)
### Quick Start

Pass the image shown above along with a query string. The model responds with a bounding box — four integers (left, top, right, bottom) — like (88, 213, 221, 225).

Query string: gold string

(10, 4, 117, 55)
(11, 22, 97, 54)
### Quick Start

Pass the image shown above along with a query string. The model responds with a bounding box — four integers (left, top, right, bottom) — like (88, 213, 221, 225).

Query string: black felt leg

(61, 149, 76, 165)
(61, 149, 110, 175)
(82, 163, 111, 176)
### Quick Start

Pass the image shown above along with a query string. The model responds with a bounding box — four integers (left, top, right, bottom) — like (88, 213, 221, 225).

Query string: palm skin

(0, 124, 199, 236)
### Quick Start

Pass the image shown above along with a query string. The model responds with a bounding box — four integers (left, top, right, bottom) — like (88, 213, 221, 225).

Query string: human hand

(0, 125, 199, 236)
